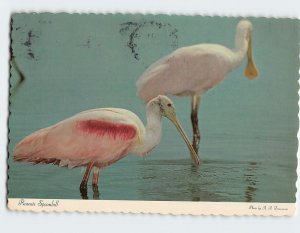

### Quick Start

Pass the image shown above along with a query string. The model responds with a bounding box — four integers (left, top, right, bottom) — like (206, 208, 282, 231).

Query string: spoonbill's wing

(14, 108, 141, 168)
(136, 44, 234, 101)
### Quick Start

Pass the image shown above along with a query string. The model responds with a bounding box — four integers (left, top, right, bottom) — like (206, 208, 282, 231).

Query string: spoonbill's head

(237, 19, 253, 37)
(236, 19, 259, 80)
(157, 95, 176, 119)
(149, 95, 200, 166)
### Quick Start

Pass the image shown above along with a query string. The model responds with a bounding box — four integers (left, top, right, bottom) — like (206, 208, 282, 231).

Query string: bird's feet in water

(79, 183, 100, 200)
(92, 184, 100, 200)
(79, 184, 88, 199)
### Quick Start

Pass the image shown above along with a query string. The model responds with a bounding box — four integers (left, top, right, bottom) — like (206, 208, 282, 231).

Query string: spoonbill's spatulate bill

(14, 95, 199, 192)
(136, 19, 259, 156)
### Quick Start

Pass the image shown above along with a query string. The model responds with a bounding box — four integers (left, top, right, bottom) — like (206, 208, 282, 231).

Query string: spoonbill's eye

(167, 103, 172, 107)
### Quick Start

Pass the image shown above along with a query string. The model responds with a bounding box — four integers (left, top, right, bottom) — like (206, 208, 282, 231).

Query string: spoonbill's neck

(231, 28, 249, 69)
(140, 104, 162, 155)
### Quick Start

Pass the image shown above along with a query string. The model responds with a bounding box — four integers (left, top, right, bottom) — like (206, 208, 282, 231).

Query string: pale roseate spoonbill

(14, 95, 200, 192)
(136, 19, 259, 157)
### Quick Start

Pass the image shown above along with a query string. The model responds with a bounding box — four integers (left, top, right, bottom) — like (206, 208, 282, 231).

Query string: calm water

(8, 14, 298, 202)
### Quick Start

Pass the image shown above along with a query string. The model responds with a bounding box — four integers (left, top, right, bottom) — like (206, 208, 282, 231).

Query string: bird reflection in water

(139, 159, 204, 201)
(244, 161, 258, 202)
(188, 163, 201, 201)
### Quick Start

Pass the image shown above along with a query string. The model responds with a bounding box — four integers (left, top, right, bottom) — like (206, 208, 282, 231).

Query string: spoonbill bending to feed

(136, 19, 259, 157)
(14, 95, 200, 192)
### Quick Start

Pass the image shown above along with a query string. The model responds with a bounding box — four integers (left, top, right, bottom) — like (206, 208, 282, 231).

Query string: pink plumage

(14, 108, 141, 169)
(13, 95, 199, 191)
(77, 120, 136, 140)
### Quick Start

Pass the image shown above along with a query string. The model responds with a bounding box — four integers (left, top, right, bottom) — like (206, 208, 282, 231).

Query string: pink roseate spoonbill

(136, 19, 259, 157)
(14, 95, 200, 192)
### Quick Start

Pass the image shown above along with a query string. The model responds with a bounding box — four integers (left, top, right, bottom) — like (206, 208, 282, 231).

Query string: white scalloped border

(6, 11, 299, 216)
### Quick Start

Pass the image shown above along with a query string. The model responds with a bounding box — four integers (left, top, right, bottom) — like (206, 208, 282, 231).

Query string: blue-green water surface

(8, 14, 298, 202)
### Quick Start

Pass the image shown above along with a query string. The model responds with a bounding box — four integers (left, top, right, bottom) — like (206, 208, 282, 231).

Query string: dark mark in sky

(38, 19, 52, 24)
(78, 37, 101, 49)
(120, 21, 178, 61)
(23, 30, 34, 47)
(79, 38, 91, 48)
(10, 19, 26, 96)
(22, 30, 39, 60)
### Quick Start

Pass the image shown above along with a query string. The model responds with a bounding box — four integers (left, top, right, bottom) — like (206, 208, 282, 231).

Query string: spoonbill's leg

(191, 95, 201, 155)
(79, 162, 94, 191)
(80, 190, 88, 200)
(92, 166, 100, 188)
(92, 166, 100, 199)
(93, 186, 100, 200)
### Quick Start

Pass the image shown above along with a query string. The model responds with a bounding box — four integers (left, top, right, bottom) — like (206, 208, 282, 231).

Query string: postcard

(7, 13, 298, 215)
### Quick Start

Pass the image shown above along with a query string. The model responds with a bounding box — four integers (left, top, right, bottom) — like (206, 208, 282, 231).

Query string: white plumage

(136, 19, 259, 155)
